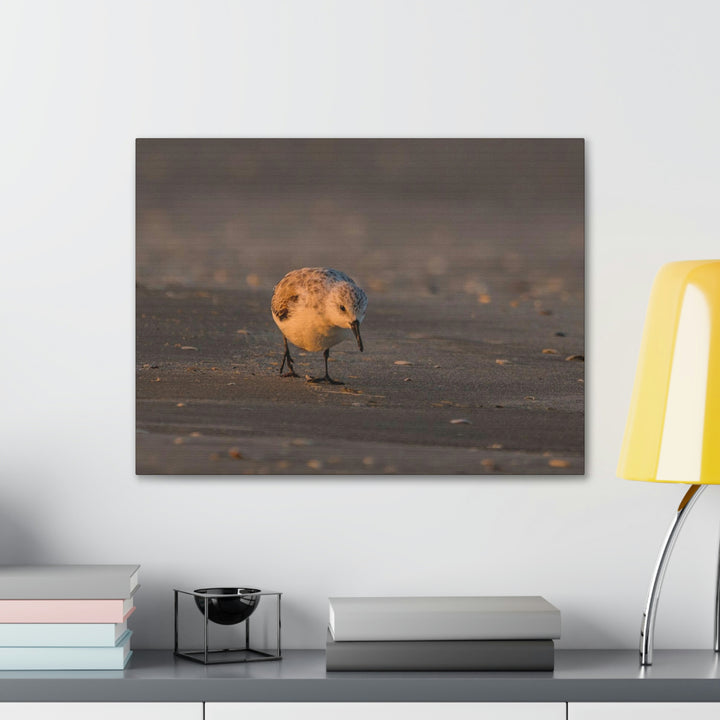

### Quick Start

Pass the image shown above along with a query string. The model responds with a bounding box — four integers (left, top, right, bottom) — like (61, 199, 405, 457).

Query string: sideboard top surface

(1, 650, 720, 703)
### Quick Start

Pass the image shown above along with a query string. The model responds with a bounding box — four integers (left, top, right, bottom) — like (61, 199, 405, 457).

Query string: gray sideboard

(1, 650, 720, 703)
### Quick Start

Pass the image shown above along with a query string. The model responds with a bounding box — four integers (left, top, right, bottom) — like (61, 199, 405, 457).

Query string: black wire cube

(174, 588, 282, 664)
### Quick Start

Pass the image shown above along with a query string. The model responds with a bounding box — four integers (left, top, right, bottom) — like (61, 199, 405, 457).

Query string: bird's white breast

(274, 305, 352, 352)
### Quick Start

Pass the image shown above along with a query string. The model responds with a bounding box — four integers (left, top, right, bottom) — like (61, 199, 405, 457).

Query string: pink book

(0, 598, 135, 623)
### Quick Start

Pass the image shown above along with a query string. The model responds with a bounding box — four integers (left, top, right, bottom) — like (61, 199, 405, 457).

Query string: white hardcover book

(0, 565, 139, 599)
(0, 630, 132, 670)
(0, 620, 128, 647)
(328, 596, 561, 641)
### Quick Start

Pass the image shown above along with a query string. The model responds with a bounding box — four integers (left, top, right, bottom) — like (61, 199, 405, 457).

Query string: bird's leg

(279, 337, 300, 378)
(324, 348, 344, 384)
(308, 348, 344, 385)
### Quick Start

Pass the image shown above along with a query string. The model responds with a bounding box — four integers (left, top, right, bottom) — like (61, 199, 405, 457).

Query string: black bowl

(193, 587, 261, 626)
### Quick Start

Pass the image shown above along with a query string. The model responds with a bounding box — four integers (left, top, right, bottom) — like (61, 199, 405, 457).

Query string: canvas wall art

(136, 139, 584, 475)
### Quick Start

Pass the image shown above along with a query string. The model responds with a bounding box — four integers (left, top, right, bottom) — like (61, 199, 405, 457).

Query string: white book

(0, 630, 132, 670)
(0, 565, 139, 599)
(0, 620, 128, 647)
(328, 596, 561, 641)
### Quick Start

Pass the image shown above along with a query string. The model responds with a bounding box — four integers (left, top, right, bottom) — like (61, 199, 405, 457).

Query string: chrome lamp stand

(640, 484, 719, 665)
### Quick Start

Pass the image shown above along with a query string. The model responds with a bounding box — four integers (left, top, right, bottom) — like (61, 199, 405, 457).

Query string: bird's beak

(350, 320, 363, 352)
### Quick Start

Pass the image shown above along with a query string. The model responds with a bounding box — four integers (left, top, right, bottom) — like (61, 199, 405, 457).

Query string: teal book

(0, 630, 132, 670)
(0, 620, 128, 647)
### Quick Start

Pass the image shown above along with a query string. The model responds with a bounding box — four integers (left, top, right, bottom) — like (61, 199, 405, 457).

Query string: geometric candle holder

(173, 587, 282, 665)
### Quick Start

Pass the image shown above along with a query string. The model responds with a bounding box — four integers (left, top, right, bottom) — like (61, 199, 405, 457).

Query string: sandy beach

(136, 283, 583, 475)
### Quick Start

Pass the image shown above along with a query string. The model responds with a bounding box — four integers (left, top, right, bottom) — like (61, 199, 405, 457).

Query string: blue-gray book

(0, 630, 132, 670)
(0, 620, 128, 647)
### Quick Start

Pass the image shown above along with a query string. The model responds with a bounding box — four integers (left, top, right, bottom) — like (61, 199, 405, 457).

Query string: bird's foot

(281, 370, 301, 378)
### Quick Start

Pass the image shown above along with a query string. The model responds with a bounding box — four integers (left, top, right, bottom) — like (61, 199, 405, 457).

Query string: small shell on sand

(450, 418, 471, 425)
(394, 360, 413, 366)
(549, 459, 570, 468)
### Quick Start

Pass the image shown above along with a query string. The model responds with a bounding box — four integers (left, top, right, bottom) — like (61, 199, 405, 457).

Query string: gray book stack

(326, 596, 560, 671)
(0, 565, 140, 670)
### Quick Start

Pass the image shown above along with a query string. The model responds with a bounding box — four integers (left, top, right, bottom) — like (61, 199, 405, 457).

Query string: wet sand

(136, 284, 584, 475)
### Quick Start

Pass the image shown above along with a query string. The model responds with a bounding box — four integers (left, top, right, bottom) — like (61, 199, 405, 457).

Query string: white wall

(1, 0, 719, 650)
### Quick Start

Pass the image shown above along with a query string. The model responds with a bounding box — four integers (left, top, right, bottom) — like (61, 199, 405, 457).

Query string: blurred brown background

(137, 139, 583, 299)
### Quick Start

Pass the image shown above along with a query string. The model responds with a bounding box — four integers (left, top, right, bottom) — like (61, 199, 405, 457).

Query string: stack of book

(326, 595, 560, 671)
(0, 565, 139, 670)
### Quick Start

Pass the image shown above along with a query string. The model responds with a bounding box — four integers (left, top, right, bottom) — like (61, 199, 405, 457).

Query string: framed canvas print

(136, 139, 584, 475)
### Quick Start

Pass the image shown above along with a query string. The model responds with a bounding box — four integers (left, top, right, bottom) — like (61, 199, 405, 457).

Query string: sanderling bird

(271, 267, 368, 384)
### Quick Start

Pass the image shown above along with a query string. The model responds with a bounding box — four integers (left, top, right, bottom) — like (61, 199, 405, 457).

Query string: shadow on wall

(0, 507, 47, 564)
(559, 603, 636, 650)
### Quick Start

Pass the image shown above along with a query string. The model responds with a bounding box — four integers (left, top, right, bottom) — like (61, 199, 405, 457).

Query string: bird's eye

(339, 305, 346, 312)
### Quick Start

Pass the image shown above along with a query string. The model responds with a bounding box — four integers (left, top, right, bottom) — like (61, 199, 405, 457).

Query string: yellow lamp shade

(618, 260, 720, 484)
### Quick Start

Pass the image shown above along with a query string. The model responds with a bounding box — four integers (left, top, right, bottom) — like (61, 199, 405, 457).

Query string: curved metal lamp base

(640, 484, 707, 665)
